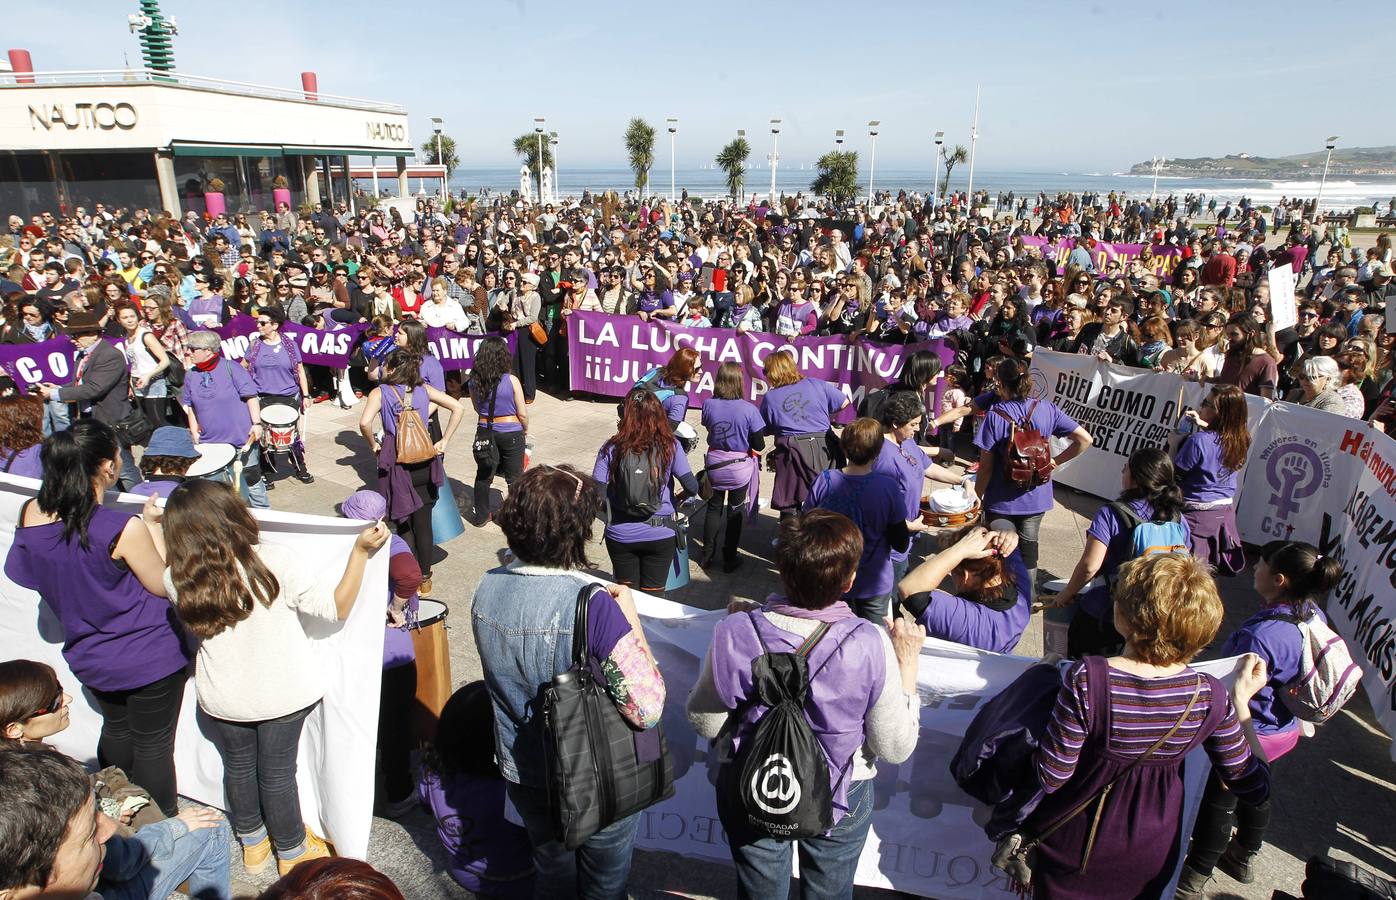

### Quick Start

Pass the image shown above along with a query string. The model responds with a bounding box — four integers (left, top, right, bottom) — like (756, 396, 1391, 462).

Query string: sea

(438, 166, 1396, 213)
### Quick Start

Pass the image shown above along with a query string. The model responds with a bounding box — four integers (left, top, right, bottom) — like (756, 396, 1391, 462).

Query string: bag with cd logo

(716, 612, 857, 840)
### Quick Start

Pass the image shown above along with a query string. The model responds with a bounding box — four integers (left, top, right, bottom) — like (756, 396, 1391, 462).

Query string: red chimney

(8, 49, 35, 85)
(300, 71, 318, 102)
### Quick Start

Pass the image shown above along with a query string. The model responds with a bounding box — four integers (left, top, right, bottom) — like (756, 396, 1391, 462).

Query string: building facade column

(396, 156, 409, 199)
(302, 155, 321, 206)
(154, 151, 181, 217)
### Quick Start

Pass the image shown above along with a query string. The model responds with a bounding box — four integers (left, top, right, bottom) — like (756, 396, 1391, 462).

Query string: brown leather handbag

(392, 385, 436, 464)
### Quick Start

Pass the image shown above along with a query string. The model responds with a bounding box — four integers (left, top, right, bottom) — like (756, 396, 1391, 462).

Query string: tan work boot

(276, 829, 332, 876)
(241, 835, 272, 875)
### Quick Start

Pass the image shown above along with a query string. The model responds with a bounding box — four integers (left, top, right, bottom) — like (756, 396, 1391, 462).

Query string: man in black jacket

(35, 310, 142, 489)
(1071, 297, 1141, 367)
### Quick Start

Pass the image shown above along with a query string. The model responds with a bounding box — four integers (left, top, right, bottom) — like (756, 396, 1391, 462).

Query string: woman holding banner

(1171, 384, 1248, 574)
(4, 420, 189, 817)
(699, 362, 764, 572)
(156, 478, 389, 876)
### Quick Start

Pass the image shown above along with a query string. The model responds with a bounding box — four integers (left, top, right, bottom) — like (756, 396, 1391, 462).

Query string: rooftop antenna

(128, 0, 178, 72)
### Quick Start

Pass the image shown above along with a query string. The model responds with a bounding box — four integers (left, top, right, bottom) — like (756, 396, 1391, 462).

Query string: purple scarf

(763, 595, 858, 624)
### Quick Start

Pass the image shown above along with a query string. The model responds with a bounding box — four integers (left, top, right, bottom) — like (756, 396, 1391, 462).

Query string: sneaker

(966, 462, 981, 475)
(295, 470, 315, 484)
(1218, 841, 1257, 884)
(722, 557, 743, 574)
(241, 835, 272, 875)
(419, 576, 433, 597)
(276, 829, 331, 876)
(1173, 864, 1211, 899)
(380, 792, 417, 819)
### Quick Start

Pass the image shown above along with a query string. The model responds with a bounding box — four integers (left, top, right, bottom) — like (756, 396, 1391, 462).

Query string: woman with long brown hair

(156, 478, 389, 876)
(592, 388, 700, 591)
(1171, 384, 1250, 574)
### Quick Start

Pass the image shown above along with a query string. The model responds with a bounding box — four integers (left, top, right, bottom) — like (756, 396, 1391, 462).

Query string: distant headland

(1129, 146, 1396, 180)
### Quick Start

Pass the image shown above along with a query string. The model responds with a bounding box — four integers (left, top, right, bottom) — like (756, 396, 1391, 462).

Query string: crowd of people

(0, 185, 1388, 899)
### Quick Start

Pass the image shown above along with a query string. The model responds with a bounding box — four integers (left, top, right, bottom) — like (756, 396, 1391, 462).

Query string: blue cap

(145, 426, 198, 458)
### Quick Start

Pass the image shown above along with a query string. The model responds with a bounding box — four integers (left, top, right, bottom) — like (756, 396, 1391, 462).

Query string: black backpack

(612, 447, 663, 519)
(717, 613, 854, 840)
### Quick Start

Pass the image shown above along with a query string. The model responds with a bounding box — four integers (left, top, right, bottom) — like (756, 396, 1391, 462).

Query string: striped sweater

(1037, 661, 1269, 805)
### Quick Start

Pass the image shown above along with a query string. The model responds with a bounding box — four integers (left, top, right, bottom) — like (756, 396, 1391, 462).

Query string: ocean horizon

(418, 167, 1396, 212)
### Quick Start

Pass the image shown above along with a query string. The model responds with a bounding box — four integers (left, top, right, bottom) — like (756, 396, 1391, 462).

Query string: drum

(1040, 579, 1076, 658)
(260, 404, 298, 453)
(919, 488, 982, 529)
(186, 443, 237, 485)
(409, 599, 452, 744)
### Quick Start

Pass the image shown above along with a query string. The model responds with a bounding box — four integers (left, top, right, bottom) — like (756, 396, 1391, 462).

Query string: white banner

(632, 594, 1240, 898)
(1028, 351, 1213, 498)
(0, 475, 388, 858)
(1235, 411, 1396, 756)
(1268, 264, 1298, 331)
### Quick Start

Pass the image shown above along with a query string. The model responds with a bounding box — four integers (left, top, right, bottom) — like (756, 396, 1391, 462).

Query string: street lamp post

(430, 116, 444, 200)
(736, 129, 746, 200)
(666, 117, 678, 204)
(1149, 156, 1165, 202)
(533, 117, 545, 203)
(835, 129, 844, 150)
(769, 119, 782, 204)
(867, 120, 880, 203)
(967, 84, 981, 201)
(1316, 135, 1339, 214)
(550, 131, 559, 201)
(932, 131, 944, 207)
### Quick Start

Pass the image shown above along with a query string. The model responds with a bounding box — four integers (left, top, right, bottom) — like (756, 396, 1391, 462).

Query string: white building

(1, 66, 414, 218)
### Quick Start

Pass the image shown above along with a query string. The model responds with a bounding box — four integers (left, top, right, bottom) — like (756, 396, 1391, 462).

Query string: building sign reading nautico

(28, 103, 139, 131)
(366, 120, 405, 142)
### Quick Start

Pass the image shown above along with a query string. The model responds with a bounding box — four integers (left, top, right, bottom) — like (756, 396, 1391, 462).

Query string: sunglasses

(30, 687, 65, 719)
(257, 319, 274, 326)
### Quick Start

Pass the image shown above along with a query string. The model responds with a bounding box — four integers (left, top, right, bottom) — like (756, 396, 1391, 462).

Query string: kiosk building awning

(171, 143, 272, 158)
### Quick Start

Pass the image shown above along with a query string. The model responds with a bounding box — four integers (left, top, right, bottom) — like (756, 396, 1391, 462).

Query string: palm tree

(811, 151, 859, 205)
(715, 137, 751, 201)
(940, 144, 969, 197)
(511, 133, 554, 198)
(623, 118, 657, 193)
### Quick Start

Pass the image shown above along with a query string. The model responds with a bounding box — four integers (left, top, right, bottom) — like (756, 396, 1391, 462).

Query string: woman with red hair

(592, 389, 700, 592)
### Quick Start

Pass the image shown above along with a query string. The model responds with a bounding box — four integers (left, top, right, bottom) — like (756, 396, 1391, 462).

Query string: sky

(9, 0, 1395, 172)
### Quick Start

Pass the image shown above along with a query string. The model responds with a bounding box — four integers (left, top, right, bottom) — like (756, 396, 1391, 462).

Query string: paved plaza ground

(211, 386, 1396, 900)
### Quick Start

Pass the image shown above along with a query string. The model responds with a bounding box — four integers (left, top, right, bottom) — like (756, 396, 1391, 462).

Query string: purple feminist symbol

(1266, 444, 1323, 519)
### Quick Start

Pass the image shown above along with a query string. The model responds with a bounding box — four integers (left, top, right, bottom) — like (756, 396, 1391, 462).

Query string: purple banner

(0, 315, 505, 393)
(1019, 235, 1184, 281)
(0, 337, 81, 392)
(566, 311, 951, 423)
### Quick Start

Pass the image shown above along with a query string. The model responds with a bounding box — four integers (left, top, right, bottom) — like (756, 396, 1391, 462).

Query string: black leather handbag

(542, 582, 674, 849)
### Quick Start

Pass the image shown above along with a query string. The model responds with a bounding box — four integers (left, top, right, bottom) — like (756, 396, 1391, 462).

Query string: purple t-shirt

(378, 384, 430, 437)
(182, 359, 257, 445)
(760, 377, 846, 435)
(1175, 430, 1237, 503)
(471, 374, 524, 433)
(593, 439, 693, 543)
(1, 444, 42, 479)
(636, 288, 674, 314)
(775, 300, 818, 336)
(421, 354, 446, 392)
(1079, 498, 1193, 618)
(974, 398, 1080, 516)
(872, 438, 929, 563)
(805, 469, 904, 599)
(4, 505, 190, 692)
(914, 547, 1031, 654)
(701, 398, 765, 452)
(1219, 604, 1315, 735)
(246, 336, 303, 398)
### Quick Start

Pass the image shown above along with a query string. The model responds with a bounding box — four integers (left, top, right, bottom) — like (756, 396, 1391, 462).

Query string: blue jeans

(506, 781, 640, 900)
(241, 445, 270, 509)
(42, 398, 70, 436)
(726, 777, 875, 900)
(98, 817, 232, 900)
(209, 703, 313, 854)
